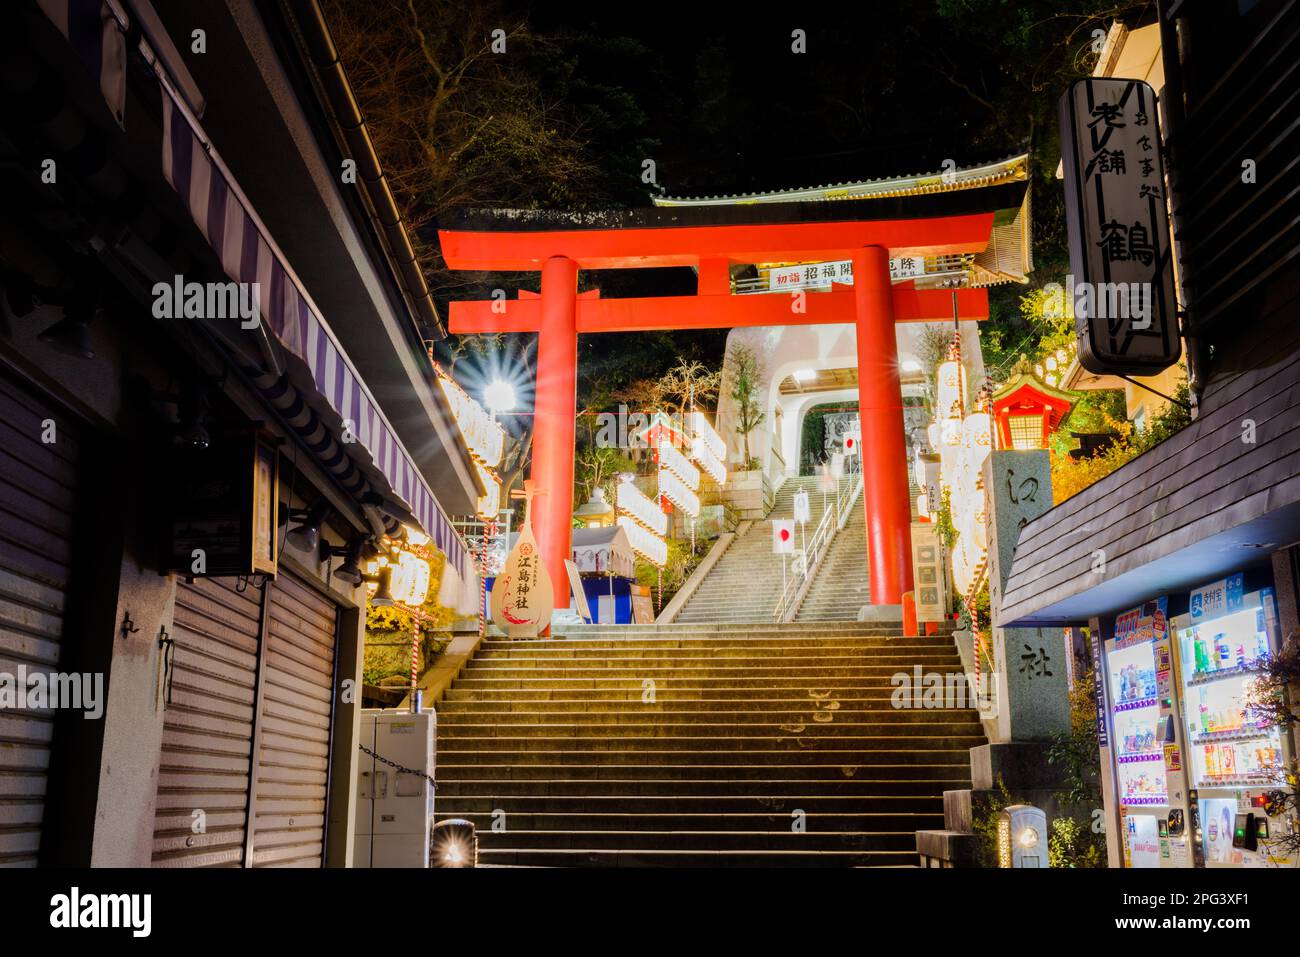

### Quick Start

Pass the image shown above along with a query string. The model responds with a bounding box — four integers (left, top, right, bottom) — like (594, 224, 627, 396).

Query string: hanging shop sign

(1059, 78, 1179, 375)
(165, 431, 279, 577)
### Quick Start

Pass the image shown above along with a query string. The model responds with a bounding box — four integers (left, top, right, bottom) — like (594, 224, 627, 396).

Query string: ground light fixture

(995, 805, 1048, 868)
(430, 818, 478, 867)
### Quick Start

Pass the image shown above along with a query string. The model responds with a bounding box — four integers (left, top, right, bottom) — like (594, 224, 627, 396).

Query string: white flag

(818, 462, 836, 492)
(772, 520, 795, 554)
(793, 489, 811, 524)
(830, 452, 845, 479)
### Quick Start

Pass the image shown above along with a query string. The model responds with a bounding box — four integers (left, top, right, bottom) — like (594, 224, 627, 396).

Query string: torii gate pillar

(533, 256, 579, 608)
(853, 246, 914, 605)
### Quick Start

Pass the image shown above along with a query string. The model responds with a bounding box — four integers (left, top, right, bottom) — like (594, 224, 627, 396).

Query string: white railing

(772, 459, 863, 622)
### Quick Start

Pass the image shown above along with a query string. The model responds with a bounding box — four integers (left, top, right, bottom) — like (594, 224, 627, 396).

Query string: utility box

(354, 709, 436, 867)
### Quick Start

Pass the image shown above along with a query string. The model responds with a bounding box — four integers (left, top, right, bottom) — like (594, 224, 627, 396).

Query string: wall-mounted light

(38, 304, 96, 359)
(173, 394, 210, 451)
(322, 535, 369, 586)
(284, 499, 331, 553)
(368, 564, 395, 607)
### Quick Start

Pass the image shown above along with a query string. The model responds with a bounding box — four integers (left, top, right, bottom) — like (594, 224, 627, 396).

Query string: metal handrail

(772, 459, 862, 622)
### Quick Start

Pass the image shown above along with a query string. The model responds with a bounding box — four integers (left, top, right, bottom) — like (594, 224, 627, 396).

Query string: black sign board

(165, 432, 279, 577)
(1059, 78, 1180, 375)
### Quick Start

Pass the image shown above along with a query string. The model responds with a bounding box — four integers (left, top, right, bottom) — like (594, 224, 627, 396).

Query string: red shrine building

(438, 154, 1033, 611)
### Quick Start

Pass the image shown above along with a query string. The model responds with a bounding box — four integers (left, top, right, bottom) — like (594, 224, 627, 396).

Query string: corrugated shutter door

(252, 569, 337, 867)
(0, 374, 82, 867)
(152, 577, 263, 866)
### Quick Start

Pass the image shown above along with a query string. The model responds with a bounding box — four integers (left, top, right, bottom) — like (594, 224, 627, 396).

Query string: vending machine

(1102, 597, 1193, 868)
(1171, 574, 1295, 868)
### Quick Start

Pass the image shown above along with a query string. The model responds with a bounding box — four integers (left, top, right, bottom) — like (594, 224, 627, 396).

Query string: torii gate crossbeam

(440, 210, 997, 611)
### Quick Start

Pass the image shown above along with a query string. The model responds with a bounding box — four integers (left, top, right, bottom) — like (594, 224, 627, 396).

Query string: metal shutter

(250, 569, 337, 867)
(0, 373, 83, 867)
(152, 576, 264, 867)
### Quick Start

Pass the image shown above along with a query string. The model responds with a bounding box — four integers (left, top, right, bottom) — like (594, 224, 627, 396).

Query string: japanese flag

(843, 432, 861, 456)
(772, 520, 795, 554)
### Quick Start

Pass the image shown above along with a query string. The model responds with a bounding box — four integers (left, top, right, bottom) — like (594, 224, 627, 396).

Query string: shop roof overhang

(1000, 500, 1300, 626)
(152, 0, 480, 515)
(437, 182, 1026, 271)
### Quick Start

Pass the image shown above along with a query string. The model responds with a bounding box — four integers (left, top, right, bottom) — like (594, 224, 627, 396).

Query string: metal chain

(358, 742, 437, 791)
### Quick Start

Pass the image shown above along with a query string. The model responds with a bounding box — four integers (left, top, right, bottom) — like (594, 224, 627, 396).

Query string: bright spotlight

(484, 378, 517, 413)
(901, 359, 922, 373)
(793, 368, 817, 382)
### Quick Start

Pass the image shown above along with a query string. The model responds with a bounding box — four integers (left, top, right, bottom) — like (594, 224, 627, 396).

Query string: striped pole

(410, 619, 420, 709)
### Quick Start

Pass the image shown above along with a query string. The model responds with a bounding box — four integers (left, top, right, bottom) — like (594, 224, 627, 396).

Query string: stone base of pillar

(855, 603, 902, 622)
(915, 741, 1080, 867)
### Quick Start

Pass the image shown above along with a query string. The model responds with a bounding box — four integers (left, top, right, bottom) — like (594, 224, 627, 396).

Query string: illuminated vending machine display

(1172, 573, 1295, 868)
(1103, 597, 1192, 868)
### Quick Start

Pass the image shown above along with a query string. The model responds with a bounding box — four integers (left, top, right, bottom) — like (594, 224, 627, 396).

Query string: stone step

(436, 763, 971, 783)
(438, 747, 977, 765)
(450, 677, 964, 691)
(440, 695, 949, 711)
(436, 794, 944, 812)
(437, 720, 982, 739)
(438, 778, 959, 796)
(437, 706, 979, 723)
(442, 810, 941, 834)
(474, 644, 958, 659)
(475, 847, 917, 867)
(471, 827, 922, 852)
(443, 687, 951, 703)
(438, 735, 984, 754)
(462, 662, 961, 678)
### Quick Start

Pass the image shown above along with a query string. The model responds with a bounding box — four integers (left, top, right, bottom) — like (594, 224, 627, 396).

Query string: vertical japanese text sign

(1059, 78, 1179, 375)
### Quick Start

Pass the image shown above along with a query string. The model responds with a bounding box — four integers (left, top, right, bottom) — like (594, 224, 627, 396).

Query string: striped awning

(36, 0, 128, 127)
(155, 73, 470, 586)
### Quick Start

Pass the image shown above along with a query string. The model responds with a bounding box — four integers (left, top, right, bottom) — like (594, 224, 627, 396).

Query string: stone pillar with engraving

(984, 449, 1071, 743)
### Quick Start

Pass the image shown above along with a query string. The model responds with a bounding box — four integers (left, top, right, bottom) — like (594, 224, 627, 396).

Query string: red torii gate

(440, 206, 995, 609)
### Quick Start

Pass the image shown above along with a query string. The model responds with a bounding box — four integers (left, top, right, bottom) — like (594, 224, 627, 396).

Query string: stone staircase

(795, 495, 870, 621)
(674, 475, 844, 624)
(435, 621, 982, 867)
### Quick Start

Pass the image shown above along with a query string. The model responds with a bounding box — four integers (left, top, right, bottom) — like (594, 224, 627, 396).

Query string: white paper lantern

(616, 477, 668, 536)
(937, 359, 966, 420)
